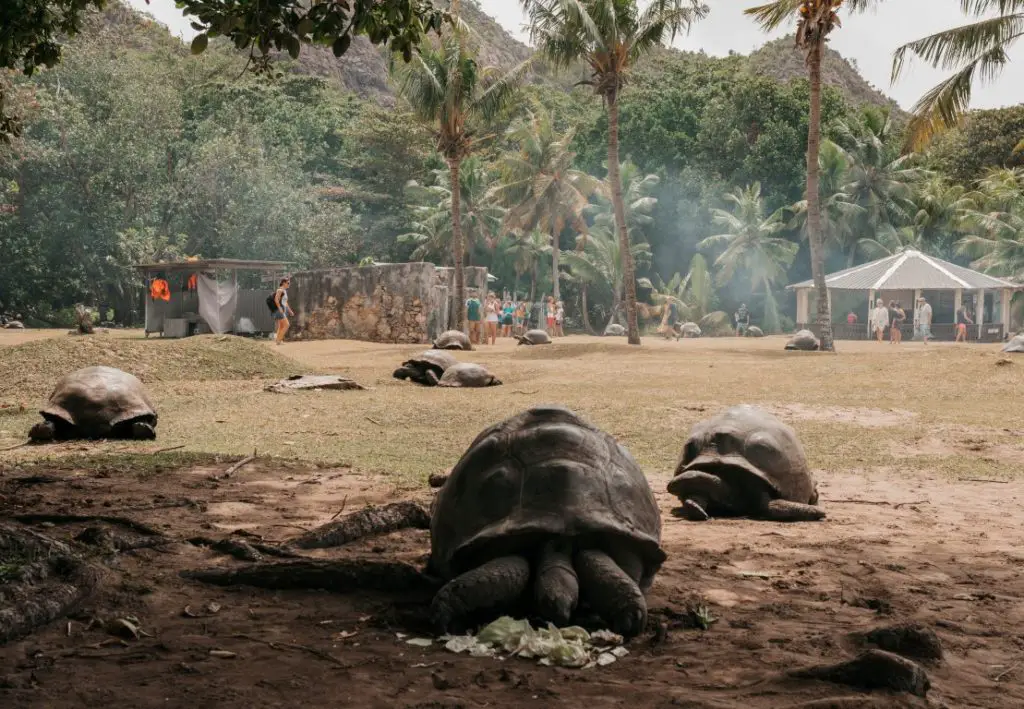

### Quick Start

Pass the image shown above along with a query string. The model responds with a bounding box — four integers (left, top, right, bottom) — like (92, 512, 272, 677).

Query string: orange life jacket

(187, 273, 197, 290)
(150, 278, 170, 301)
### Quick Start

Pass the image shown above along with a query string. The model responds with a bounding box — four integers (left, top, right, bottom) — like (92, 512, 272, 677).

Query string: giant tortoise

(428, 406, 666, 637)
(29, 366, 157, 442)
(393, 349, 458, 386)
(433, 330, 473, 351)
(604, 324, 626, 337)
(667, 405, 824, 522)
(746, 326, 764, 338)
(516, 329, 552, 346)
(437, 362, 502, 388)
(680, 322, 702, 339)
(1003, 334, 1024, 353)
(785, 329, 820, 351)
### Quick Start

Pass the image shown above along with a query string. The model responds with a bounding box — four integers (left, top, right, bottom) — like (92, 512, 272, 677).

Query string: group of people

(465, 291, 564, 346)
(860, 296, 937, 344)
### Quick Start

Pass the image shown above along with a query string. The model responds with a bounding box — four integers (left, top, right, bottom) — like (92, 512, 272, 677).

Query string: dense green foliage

(1, 3, 1023, 332)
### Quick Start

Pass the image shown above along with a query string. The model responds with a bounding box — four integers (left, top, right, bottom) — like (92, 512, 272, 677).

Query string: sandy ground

(2, 331, 1024, 708)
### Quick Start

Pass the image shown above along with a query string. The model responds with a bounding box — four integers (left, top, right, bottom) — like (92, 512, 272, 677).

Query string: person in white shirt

(870, 298, 889, 342)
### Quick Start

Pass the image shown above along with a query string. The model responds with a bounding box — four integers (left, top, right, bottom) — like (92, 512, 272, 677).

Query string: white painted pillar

(976, 289, 985, 339)
(797, 289, 809, 325)
(1002, 288, 1012, 335)
(954, 288, 962, 316)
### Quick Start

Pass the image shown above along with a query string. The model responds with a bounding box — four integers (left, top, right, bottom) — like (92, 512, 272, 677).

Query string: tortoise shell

(40, 366, 157, 437)
(437, 362, 502, 388)
(674, 405, 818, 507)
(516, 329, 551, 346)
(433, 330, 473, 351)
(430, 406, 665, 587)
(785, 329, 820, 351)
(1003, 334, 1024, 353)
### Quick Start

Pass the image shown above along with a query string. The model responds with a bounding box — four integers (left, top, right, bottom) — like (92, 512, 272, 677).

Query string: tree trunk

(551, 229, 560, 303)
(513, 271, 520, 301)
(530, 261, 537, 302)
(806, 40, 835, 352)
(607, 95, 640, 345)
(581, 283, 594, 334)
(449, 158, 466, 331)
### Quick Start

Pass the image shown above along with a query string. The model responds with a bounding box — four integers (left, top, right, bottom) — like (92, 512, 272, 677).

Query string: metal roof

(135, 259, 292, 273)
(788, 250, 1017, 291)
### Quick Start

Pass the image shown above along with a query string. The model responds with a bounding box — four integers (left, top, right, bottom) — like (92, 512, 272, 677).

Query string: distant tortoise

(667, 405, 824, 522)
(746, 326, 764, 338)
(785, 329, 820, 351)
(1002, 334, 1024, 353)
(29, 366, 158, 442)
(680, 322, 702, 338)
(516, 329, 552, 346)
(433, 330, 473, 351)
(429, 406, 666, 637)
(437, 362, 502, 388)
(393, 349, 458, 386)
(4, 321, 25, 330)
(604, 323, 626, 337)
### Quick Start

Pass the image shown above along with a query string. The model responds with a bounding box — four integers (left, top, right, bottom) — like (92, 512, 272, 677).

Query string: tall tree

(492, 106, 600, 303)
(892, 0, 1024, 150)
(521, 0, 708, 345)
(746, 0, 876, 351)
(562, 226, 651, 331)
(958, 168, 1024, 277)
(391, 27, 527, 329)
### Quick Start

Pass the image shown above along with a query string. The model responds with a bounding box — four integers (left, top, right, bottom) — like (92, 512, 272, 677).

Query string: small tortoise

(667, 405, 824, 522)
(393, 349, 458, 386)
(746, 326, 764, 338)
(429, 406, 666, 637)
(785, 329, 820, 351)
(680, 322, 702, 339)
(29, 366, 158, 442)
(437, 362, 502, 388)
(604, 324, 626, 337)
(1002, 334, 1024, 353)
(516, 329, 552, 346)
(433, 330, 473, 351)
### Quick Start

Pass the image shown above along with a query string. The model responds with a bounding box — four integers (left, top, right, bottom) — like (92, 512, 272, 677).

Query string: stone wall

(288, 263, 488, 343)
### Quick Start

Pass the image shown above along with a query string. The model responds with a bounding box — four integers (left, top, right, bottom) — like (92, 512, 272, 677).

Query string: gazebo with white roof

(787, 249, 1019, 341)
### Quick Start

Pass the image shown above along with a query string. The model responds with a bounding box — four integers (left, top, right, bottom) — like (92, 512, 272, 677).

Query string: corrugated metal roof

(788, 250, 1017, 291)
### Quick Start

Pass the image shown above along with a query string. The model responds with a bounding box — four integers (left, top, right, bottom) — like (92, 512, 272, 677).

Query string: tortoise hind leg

(760, 498, 826, 522)
(430, 555, 530, 634)
(575, 548, 646, 638)
(534, 539, 578, 626)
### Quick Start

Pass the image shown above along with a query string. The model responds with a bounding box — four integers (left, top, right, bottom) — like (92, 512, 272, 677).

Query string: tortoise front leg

(28, 420, 56, 443)
(667, 470, 730, 521)
(424, 369, 440, 386)
(130, 422, 157, 440)
(759, 495, 827, 522)
(533, 539, 578, 626)
(574, 549, 646, 638)
(430, 555, 530, 634)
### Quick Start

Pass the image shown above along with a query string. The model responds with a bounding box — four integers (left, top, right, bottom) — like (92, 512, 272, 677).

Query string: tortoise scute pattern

(32, 366, 157, 441)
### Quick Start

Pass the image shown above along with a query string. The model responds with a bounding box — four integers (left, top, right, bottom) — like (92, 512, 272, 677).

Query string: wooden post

(975, 289, 985, 340)
(867, 289, 875, 337)
(1002, 288, 1012, 336)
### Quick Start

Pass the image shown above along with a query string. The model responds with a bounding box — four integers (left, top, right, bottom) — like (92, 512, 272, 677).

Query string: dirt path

(1, 458, 1021, 708)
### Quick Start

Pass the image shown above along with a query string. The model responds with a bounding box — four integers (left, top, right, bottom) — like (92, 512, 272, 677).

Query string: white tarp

(197, 272, 238, 334)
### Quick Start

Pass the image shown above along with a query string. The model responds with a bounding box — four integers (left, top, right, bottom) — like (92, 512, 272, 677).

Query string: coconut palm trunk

(607, 96, 640, 345)
(551, 229, 560, 302)
(805, 40, 834, 351)
(449, 158, 466, 330)
(581, 283, 594, 334)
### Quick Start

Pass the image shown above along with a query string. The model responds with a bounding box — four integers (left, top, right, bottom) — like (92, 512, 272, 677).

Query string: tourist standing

(915, 296, 933, 344)
(484, 292, 500, 345)
(554, 300, 565, 337)
(735, 303, 750, 336)
(847, 311, 858, 325)
(466, 291, 482, 344)
(955, 302, 973, 342)
(546, 296, 557, 335)
(889, 300, 906, 344)
(870, 299, 889, 343)
(514, 301, 527, 335)
(501, 300, 514, 338)
(273, 277, 294, 346)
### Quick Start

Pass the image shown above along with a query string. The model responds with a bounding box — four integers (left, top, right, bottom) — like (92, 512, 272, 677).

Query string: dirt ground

(2, 330, 1024, 708)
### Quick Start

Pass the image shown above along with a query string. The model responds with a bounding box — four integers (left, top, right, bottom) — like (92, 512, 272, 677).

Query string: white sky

(127, 0, 1024, 110)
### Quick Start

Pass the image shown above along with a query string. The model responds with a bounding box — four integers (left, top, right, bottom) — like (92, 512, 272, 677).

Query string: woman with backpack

(271, 278, 294, 345)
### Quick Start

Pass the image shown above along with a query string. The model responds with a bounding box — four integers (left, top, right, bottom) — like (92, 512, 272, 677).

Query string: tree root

(187, 536, 301, 562)
(789, 649, 930, 697)
(0, 524, 100, 644)
(181, 558, 438, 594)
(289, 501, 430, 550)
(12, 514, 163, 537)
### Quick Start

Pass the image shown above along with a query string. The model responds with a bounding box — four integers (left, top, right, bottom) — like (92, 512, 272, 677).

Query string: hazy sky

(127, 0, 1023, 110)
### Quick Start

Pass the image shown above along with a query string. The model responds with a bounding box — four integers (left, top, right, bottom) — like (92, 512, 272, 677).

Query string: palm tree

(639, 254, 731, 334)
(562, 226, 651, 331)
(521, 0, 708, 345)
(590, 160, 661, 241)
(701, 183, 799, 329)
(491, 106, 600, 303)
(501, 229, 551, 300)
(746, 0, 877, 351)
(391, 27, 528, 329)
(957, 168, 1024, 277)
(892, 1, 1024, 149)
(400, 157, 504, 264)
(788, 139, 864, 266)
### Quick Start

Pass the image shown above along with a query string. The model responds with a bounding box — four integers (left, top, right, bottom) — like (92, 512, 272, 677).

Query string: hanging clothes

(187, 273, 197, 291)
(150, 277, 170, 302)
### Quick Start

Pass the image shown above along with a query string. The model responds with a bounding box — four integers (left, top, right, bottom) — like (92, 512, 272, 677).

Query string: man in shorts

(466, 290, 482, 344)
